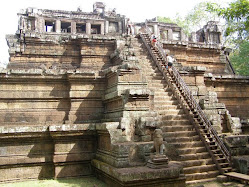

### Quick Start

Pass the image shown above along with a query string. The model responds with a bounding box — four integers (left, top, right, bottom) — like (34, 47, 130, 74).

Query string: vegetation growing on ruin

(158, 0, 249, 76)
(207, 0, 249, 76)
(158, 2, 219, 37)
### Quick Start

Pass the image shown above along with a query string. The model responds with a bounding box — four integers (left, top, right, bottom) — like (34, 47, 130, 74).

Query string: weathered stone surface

(1, 2, 249, 185)
(224, 135, 249, 156)
(92, 159, 185, 187)
(0, 123, 96, 182)
(216, 175, 229, 183)
(233, 156, 249, 175)
(205, 75, 249, 121)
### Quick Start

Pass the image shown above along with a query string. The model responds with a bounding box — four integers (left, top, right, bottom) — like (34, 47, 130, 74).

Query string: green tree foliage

(157, 16, 174, 24)
(230, 41, 249, 75)
(207, 0, 249, 75)
(158, 2, 218, 36)
(207, 0, 249, 43)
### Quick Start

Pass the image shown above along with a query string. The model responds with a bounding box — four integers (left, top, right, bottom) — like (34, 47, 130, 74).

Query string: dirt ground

(187, 181, 247, 187)
(1, 177, 107, 187)
(1, 177, 248, 187)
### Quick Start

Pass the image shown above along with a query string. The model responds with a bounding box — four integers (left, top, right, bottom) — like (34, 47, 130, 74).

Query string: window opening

(91, 24, 101, 34)
(61, 22, 71, 33)
(173, 31, 181, 41)
(76, 23, 86, 33)
(45, 21, 55, 32)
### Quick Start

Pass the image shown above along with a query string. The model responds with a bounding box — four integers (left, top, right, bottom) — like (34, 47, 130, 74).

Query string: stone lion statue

(153, 129, 164, 155)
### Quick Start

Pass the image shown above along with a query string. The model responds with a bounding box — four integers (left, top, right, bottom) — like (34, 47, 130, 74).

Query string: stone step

(158, 120, 191, 126)
(149, 84, 166, 89)
(159, 114, 188, 121)
(161, 125, 194, 132)
(146, 72, 163, 77)
(185, 170, 219, 181)
(145, 74, 163, 78)
(181, 159, 214, 167)
(154, 91, 173, 96)
(145, 68, 161, 73)
(146, 77, 164, 82)
(149, 87, 170, 91)
(133, 36, 221, 183)
(143, 69, 161, 74)
(149, 88, 171, 93)
(168, 141, 204, 149)
(183, 164, 217, 174)
(146, 79, 166, 84)
(164, 135, 200, 143)
(186, 178, 217, 185)
(177, 147, 207, 155)
(144, 73, 161, 78)
(158, 109, 185, 115)
(154, 100, 178, 105)
(133, 45, 144, 50)
(141, 66, 159, 71)
(154, 105, 179, 110)
(140, 62, 155, 67)
(153, 96, 175, 101)
(177, 152, 210, 161)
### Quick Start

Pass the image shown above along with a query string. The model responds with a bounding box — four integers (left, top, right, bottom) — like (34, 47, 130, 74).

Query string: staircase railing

(140, 27, 231, 165)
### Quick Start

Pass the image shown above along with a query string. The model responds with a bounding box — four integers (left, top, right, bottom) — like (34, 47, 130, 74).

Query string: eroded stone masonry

(1, 2, 249, 186)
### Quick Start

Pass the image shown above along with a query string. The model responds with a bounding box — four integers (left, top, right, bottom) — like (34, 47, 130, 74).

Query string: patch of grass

(1, 177, 107, 187)
(186, 181, 244, 187)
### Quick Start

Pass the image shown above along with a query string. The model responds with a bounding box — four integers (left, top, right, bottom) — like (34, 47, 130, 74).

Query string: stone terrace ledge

(205, 73, 249, 82)
(0, 123, 96, 134)
(161, 40, 222, 49)
(92, 159, 185, 187)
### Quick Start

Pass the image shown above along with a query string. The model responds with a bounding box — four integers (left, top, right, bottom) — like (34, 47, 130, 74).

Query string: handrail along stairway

(139, 27, 233, 174)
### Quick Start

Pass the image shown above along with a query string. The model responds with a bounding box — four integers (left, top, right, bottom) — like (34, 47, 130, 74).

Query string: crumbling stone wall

(205, 75, 249, 125)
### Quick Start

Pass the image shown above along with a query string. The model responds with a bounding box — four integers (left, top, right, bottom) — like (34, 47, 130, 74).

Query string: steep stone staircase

(129, 35, 232, 183)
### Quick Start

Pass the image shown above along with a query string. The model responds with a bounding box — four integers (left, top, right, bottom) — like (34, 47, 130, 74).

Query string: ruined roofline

(20, 8, 99, 16)
(18, 6, 125, 20)
(13, 2, 223, 45)
(158, 22, 180, 28)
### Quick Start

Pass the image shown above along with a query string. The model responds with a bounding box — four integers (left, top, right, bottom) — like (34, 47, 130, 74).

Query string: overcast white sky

(0, 0, 232, 66)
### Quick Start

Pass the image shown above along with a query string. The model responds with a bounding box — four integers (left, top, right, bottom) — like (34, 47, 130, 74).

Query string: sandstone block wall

(0, 124, 96, 182)
(1, 34, 117, 182)
(163, 42, 229, 74)
(205, 75, 249, 121)
(0, 74, 69, 124)
(0, 70, 105, 181)
(0, 70, 106, 125)
(7, 34, 115, 71)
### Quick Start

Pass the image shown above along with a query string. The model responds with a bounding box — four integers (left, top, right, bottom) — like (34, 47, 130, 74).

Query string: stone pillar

(190, 32, 197, 42)
(86, 22, 91, 35)
(35, 18, 38, 32)
(168, 29, 173, 41)
(101, 22, 105, 35)
(118, 21, 122, 34)
(219, 33, 222, 44)
(153, 24, 158, 36)
(181, 30, 186, 41)
(37, 17, 45, 33)
(105, 20, 109, 34)
(55, 20, 61, 33)
(71, 21, 76, 34)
